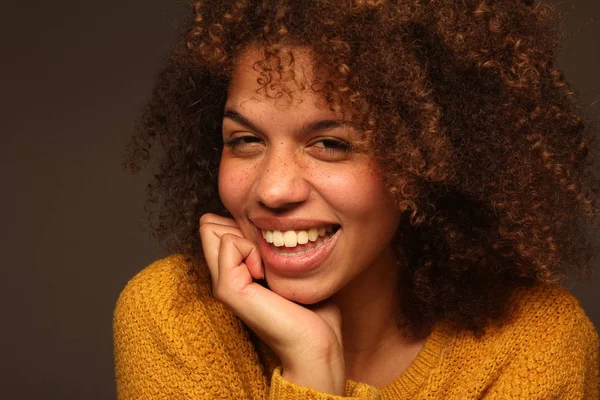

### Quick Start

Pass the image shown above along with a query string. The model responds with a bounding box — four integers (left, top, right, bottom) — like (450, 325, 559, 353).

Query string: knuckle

(198, 224, 210, 238)
(199, 213, 216, 226)
(219, 233, 236, 244)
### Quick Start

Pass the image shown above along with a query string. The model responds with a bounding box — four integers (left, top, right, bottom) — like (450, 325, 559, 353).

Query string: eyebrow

(223, 109, 352, 137)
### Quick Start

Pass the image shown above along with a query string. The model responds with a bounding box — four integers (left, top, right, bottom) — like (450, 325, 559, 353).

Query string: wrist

(281, 356, 345, 395)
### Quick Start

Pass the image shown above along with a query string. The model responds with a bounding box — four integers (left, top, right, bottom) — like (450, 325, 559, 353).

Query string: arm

(113, 269, 178, 399)
(200, 214, 382, 399)
(200, 214, 346, 395)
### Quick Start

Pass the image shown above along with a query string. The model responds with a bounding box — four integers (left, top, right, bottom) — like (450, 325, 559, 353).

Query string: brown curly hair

(125, 0, 599, 338)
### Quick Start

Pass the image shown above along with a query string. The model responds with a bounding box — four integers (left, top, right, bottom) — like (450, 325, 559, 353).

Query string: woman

(115, 0, 599, 398)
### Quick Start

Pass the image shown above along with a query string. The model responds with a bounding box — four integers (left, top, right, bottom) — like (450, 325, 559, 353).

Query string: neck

(331, 248, 429, 386)
(334, 249, 398, 344)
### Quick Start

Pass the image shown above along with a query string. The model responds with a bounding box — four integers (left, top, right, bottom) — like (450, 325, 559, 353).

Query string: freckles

(220, 164, 256, 201)
(239, 167, 254, 182)
(236, 169, 257, 197)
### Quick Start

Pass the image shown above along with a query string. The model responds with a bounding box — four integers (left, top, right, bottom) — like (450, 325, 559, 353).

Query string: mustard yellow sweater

(113, 254, 600, 399)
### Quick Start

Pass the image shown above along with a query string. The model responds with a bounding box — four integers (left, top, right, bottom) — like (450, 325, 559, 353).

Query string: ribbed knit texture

(114, 254, 600, 399)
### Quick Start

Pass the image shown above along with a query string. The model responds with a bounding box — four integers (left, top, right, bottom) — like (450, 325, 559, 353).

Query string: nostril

(254, 178, 311, 210)
(257, 199, 305, 212)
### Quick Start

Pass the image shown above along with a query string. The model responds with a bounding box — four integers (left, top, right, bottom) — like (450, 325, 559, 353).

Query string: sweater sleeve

(113, 261, 210, 400)
(113, 256, 272, 399)
(484, 288, 600, 399)
(113, 265, 174, 399)
(268, 367, 381, 399)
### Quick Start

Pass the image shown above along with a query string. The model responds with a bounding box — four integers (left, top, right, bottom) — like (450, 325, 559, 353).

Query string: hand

(199, 213, 345, 395)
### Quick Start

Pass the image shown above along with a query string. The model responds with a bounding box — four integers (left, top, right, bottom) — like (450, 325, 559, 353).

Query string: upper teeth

(262, 225, 334, 247)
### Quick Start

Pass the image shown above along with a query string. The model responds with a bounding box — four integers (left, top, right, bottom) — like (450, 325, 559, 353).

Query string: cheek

(218, 159, 254, 216)
(315, 166, 392, 214)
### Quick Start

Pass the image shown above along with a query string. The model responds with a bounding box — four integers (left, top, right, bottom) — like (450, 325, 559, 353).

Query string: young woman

(114, 0, 600, 398)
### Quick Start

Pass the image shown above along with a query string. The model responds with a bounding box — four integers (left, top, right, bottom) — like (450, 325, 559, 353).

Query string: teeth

(261, 225, 336, 248)
(283, 231, 297, 247)
(272, 231, 284, 247)
(297, 230, 308, 245)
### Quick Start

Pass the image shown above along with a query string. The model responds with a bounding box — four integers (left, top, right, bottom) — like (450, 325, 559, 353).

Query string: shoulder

(499, 283, 598, 346)
(452, 283, 599, 352)
(505, 283, 599, 375)
(442, 282, 599, 368)
(113, 254, 254, 373)
(116, 254, 207, 306)
(113, 256, 271, 398)
(437, 284, 599, 397)
(113, 254, 222, 335)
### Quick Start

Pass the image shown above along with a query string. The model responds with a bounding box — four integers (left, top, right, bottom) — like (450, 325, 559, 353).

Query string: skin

(199, 48, 427, 393)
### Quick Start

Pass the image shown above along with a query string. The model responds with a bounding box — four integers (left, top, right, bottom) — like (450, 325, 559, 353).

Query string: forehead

(226, 46, 321, 109)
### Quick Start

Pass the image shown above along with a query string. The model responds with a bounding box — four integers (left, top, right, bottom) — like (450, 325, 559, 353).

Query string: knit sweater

(113, 254, 599, 399)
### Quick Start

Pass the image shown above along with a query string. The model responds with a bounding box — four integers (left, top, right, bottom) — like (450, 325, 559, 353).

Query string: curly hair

(125, 0, 599, 338)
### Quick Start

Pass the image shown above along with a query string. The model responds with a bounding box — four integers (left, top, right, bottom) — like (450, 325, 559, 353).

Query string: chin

(266, 277, 333, 305)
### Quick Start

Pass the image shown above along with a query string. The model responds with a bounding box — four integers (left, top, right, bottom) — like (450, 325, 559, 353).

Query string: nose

(252, 149, 310, 210)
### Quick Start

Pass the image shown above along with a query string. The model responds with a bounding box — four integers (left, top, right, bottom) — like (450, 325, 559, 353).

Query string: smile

(261, 225, 337, 248)
(254, 223, 341, 275)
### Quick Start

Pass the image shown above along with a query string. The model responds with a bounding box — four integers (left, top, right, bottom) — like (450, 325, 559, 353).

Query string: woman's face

(219, 48, 401, 304)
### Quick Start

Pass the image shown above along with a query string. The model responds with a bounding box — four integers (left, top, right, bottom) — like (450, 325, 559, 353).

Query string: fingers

(199, 214, 244, 283)
(209, 233, 290, 334)
(218, 233, 264, 285)
(197, 216, 344, 377)
(199, 213, 239, 228)
(199, 219, 299, 340)
(199, 213, 265, 297)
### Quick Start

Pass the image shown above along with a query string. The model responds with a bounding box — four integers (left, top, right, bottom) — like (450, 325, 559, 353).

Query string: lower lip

(256, 228, 341, 276)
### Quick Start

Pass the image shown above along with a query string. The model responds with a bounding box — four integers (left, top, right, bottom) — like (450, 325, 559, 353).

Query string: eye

(223, 135, 264, 156)
(309, 138, 353, 161)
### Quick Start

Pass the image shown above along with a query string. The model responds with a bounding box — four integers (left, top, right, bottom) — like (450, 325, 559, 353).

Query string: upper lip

(250, 216, 339, 231)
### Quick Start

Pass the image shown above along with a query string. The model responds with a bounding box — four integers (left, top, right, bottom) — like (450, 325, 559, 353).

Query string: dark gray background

(1, 1, 598, 399)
